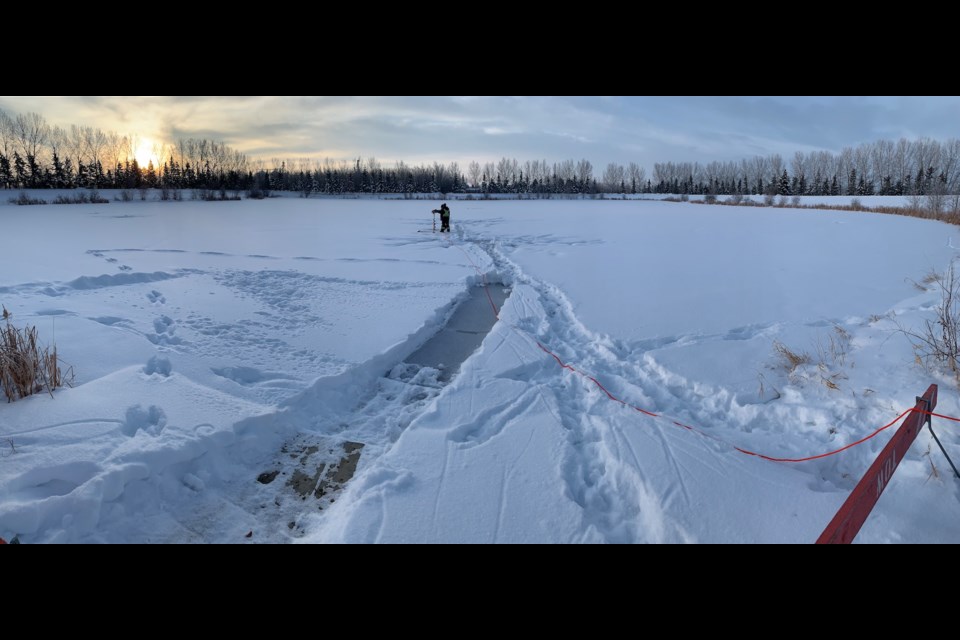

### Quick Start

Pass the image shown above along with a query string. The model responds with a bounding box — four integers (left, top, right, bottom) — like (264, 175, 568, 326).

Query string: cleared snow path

(236, 279, 514, 540)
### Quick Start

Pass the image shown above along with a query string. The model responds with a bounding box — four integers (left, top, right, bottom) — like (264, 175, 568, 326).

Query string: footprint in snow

(144, 355, 172, 377)
(121, 404, 167, 436)
(153, 315, 175, 335)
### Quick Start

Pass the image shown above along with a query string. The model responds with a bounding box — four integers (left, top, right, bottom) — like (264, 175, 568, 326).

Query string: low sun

(134, 138, 156, 167)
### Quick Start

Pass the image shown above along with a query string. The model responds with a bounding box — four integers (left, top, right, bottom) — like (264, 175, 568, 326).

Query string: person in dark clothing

(432, 203, 451, 232)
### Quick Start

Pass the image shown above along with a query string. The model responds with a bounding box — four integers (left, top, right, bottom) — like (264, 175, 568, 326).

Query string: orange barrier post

(816, 384, 937, 544)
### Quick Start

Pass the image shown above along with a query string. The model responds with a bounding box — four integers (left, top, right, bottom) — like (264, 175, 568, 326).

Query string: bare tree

(655, 161, 697, 191)
(806, 151, 829, 192)
(751, 156, 770, 194)
(703, 161, 725, 193)
(719, 161, 737, 190)
(467, 161, 481, 187)
(496, 157, 518, 187)
(176, 138, 189, 172)
(447, 161, 460, 188)
(894, 137, 911, 191)
(0, 108, 14, 159)
(196, 139, 212, 170)
(602, 162, 625, 193)
(65, 124, 86, 173)
(209, 141, 229, 175)
(738, 159, 753, 193)
(836, 146, 855, 193)
(523, 160, 538, 187)
(83, 126, 108, 177)
(627, 162, 645, 193)
(910, 137, 941, 194)
(482, 162, 495, 186)
(540, 159, 551, 185)
(431, 161, 447, 192)
(152, 142, 172, 174)
(768, 154, 784, 189)
(653, 162, 671, 188)
(47, 126, 65, 160)
(575, 158, 593, 187)
(852, 143, 872, 193)
(45, 126, 67, 186)
(554, 159, 575, 187)
(871, 139, 893, 191)
(941, 139, 960, 212)
(393, 159, 408, 190)
(105, 132, 126, 173)
(13, 112, 50, 163)
(790, 151, 808, 194)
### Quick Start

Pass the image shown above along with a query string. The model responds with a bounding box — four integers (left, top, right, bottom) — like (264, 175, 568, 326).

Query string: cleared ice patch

(402, 282, 509, 382)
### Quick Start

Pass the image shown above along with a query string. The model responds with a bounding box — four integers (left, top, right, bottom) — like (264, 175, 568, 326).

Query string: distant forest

(3, 107, 960, 198)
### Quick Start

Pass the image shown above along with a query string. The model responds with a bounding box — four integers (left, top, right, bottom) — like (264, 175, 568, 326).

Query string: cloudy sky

(1, 96, 956, 170)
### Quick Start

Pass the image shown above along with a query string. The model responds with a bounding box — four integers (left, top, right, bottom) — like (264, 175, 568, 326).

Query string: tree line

(3, 107, 960, 197)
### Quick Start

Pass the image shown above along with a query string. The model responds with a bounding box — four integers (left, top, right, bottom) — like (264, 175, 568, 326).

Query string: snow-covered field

(1, 193, 958, 543)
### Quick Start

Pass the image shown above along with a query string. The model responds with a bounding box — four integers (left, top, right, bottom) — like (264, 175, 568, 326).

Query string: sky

(1, 192, 958, 543)
(1, 96, 958, 171)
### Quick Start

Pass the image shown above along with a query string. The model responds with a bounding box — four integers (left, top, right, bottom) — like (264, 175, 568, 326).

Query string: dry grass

(772, 324, 852, 391)
(756, 372, 781, 401)
(923, 443, 940, 483)
(817, 363, 847, 390)
(922, 269, 940, 287)
(0, 305, 73, 402)
(815, 324, 851, 369)
(813, 324, 852, 391)
(906, 269, 941, 292)
(690, 197, 960, 228)
(895, 262, 960, 381)
(773, 340, 810, 372)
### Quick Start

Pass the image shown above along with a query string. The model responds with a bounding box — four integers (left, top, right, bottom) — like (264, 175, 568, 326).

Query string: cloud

(2, 96, 959, 172)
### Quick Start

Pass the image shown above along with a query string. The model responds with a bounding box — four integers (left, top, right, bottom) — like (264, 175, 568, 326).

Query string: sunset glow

(134, 138, 157, 167)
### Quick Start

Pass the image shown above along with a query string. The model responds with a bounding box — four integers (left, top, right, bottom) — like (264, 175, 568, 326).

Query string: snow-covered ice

(1, 193, 958, 544)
